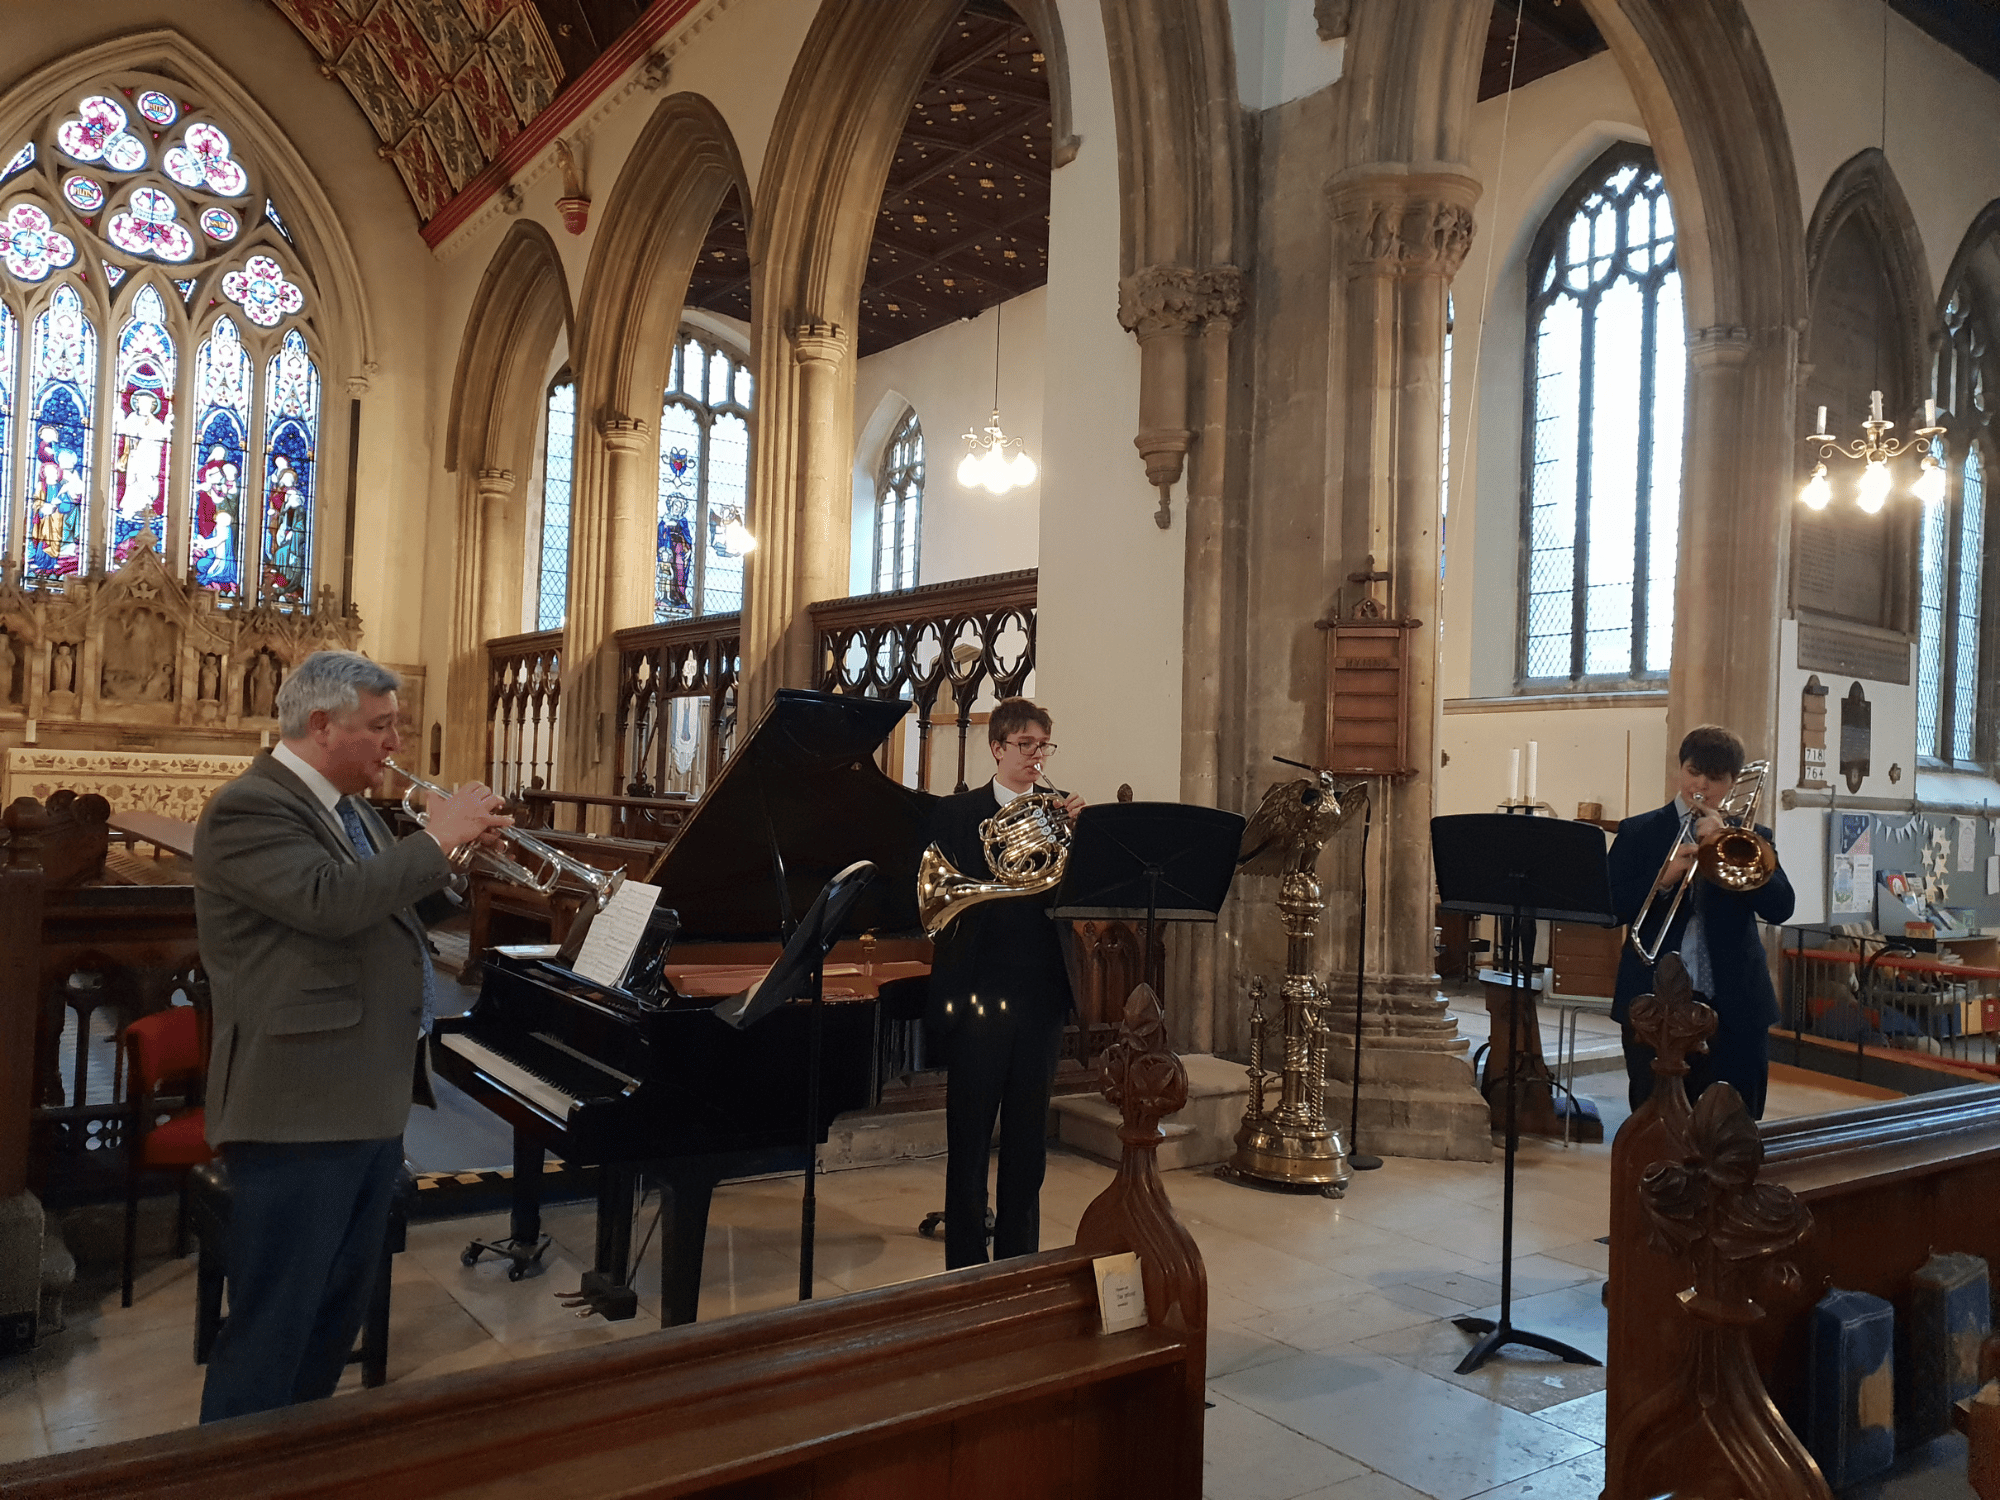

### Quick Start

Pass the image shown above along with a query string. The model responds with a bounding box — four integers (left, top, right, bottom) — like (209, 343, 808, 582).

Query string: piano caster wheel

(461, 1245, 483, 1267)
(917, 1212, 945, 1240)
(508, 1262, 529, 1282)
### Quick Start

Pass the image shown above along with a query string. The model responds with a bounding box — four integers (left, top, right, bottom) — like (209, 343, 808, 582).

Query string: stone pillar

(475, 468, 518, 644)
(787, 322, 852, 687)
(1322, 169, 1492, 1162)
(601, 417, 653, 634)
(555, 413, 649, 793)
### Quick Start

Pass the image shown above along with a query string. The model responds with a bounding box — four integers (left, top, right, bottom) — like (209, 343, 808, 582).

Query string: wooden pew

(0, 986, 1208, 1500)
(1605, 957, 2000, 1497)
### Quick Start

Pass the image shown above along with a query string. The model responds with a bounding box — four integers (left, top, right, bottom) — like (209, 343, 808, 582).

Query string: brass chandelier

(1798, 392, 1946, 514)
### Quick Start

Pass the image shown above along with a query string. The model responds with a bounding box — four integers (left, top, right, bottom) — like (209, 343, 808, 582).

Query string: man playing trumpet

(927, 698, 1086, 1269)
(1610, 724, 1794, 1119)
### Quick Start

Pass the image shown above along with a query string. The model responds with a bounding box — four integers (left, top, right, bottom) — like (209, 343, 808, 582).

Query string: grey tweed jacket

(194, 751, 456, 1145)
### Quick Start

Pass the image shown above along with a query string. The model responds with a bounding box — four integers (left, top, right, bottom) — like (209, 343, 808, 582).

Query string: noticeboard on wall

(1826, 808, 2000, 936)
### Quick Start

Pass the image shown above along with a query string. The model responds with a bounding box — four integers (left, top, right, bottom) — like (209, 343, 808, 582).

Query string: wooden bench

(0, 985, 1207, 1499)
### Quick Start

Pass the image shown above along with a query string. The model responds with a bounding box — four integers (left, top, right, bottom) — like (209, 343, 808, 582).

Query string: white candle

(1527, 741, 1539, 803)
(259, 730, 271, 748)
(1816, 405, 1828, 435)
(1926, 398, 1938, 427)
(1508, 748, 1521, 803)
(23, 719, 35, 745)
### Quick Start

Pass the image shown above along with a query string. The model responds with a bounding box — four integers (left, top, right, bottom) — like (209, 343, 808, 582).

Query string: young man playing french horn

(925, 698, 1087, 1270)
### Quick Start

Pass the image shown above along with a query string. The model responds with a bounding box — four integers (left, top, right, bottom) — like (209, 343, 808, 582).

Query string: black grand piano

(431, 689, 935, 1323)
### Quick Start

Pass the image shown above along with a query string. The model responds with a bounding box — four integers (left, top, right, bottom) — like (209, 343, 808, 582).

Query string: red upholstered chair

(120, 1004, 213, 1308)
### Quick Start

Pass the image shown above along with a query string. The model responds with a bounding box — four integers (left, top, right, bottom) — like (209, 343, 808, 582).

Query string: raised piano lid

(641, 688, 937, 942)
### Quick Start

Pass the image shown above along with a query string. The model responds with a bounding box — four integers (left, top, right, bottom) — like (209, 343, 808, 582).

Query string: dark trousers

(1622, 1012, 1769, 1121)
(943, 1006, 1064, 1270)
(199, 1136, 403, 1424)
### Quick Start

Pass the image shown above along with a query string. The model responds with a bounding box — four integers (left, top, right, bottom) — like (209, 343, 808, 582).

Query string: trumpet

(386, 759, 626, 912)
(1628, 760, 1777, 965)
(916, 783, 1074, 938)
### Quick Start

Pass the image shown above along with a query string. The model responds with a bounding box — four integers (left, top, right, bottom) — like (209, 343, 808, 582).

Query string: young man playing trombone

(926, 698, 1086, 1270)
(1610, 724, 1795, 1118)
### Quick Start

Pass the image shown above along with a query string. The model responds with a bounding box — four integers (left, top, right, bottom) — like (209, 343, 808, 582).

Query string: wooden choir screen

(810, 568, 1036, 792)
(613, 614, 741, 799)
(486, 630, 562, 799)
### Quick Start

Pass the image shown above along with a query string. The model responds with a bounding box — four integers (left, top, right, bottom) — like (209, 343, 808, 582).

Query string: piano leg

(457, 1131, 552, 1282)
(656, 1163, 723, 1329)
(577, 1165, 639, 1322)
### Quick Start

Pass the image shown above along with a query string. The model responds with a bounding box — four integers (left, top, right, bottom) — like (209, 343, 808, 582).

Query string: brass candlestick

(1223, 768, 1366, 1196)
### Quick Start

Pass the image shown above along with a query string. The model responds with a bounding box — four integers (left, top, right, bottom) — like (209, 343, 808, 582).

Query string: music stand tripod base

(1449, 1315, 1600, 1375)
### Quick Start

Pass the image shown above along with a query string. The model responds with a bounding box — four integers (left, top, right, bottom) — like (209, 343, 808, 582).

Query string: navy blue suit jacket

(1608, 800, 1795, 1027)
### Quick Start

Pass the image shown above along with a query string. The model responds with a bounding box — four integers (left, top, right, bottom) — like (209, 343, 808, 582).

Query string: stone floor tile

(1243, 1287, 1451, 1353)
(1212, 1349, 1595, 1500)
(1461, 1446, 1605, 1499)
(1207, 1319, 1300, 1379)
(0, 1382, 50, 1464)
(1293, 1472, 1436, 1500)
(1529, 1388, 1604, 1445)
(1202, 1390, 1368, 1499)
(1352, 1315, 1606, 1415)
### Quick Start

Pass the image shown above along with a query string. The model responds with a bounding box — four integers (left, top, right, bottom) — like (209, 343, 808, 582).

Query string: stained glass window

(0, 304, 13, 555)
(260, 329, 318, 605)
(1920, 289, 1996, 766)
(873, 409, 922, 592)
(108, 185, 195, 262)
(25, 284, 94, 579)
(0, 202, 76, 282)
(57, 96, 145, 173)
(1522, 146, 1685, 684)
(1, 144, 31, 182)
(655, 331, 753, 621)
(188, 315, 251, 596)
(536, 377, 574, 631)
(110, 284, 175, 562)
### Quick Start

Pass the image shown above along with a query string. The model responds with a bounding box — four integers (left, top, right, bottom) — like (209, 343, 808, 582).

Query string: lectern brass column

(1224, 770, 1366, 1196)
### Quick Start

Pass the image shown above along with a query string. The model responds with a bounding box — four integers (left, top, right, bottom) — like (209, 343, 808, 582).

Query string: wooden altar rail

(811, 568, 1036, 794)
(613, 614, 741, 799)
(1605, 1074, 2000, 1495)
(486, 629, 562, 799)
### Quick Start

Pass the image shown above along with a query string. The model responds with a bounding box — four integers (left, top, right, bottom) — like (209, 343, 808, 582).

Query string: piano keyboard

(438, 1033, 584, 1122)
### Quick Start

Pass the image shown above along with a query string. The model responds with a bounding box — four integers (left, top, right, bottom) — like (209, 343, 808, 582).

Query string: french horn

(916, 787, 1073, 938)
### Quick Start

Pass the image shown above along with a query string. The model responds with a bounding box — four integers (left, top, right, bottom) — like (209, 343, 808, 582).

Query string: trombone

(386, 759, 626, 912)
(1628, 760, 1778, 965)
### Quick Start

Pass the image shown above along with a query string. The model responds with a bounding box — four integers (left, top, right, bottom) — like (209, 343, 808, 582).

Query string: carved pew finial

(1608, 1083, 1830, 1500)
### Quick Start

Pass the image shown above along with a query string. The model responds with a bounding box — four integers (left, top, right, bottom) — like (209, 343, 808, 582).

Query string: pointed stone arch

(440, 219, 573, 781)
(558, 90, 750, 789)
(1806, 148, 1938, 410)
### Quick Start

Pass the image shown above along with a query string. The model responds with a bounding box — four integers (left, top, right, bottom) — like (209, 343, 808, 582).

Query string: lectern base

(1223, 1117, 1351, 1196)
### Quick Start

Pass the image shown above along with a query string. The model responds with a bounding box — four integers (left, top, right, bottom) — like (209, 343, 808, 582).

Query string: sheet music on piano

(570, 880, 663, 990)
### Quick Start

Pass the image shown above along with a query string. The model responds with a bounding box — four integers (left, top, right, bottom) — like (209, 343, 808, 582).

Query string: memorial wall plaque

(1797, 620, 1911, 685)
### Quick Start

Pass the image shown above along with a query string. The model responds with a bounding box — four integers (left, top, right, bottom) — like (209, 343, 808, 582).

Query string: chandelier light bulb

(1799, 464, 1832, 511)
(1857, 457, 1893, 514)
(957, 411, 1036, 497)
(956, 450, 983, 488)
(1914, 454, 1948, 507)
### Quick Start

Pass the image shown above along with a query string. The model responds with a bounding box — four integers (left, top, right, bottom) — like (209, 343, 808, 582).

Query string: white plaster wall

(1229, 0, 1344, 111)
(0, 0, 442, 665)
(848, 289, 1046, 594)
(1436, 703, 1669, 822)
(1034, 0, 1183, 804)
(1744, 0, 2000, 298)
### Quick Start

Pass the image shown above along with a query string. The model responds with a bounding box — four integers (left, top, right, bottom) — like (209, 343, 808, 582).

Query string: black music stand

(1050, 802, 1247, 991)
(712, 858, 876, 1302)
(1432, 812, 1616, 1375)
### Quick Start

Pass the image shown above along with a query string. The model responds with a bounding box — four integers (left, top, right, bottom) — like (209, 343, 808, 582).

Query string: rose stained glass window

(0, 304, 14, 556)
(654, 332, 753, 621)
(188, 315, 251, 595)
(0, 202, 77, 282)
(164, 123, 247, 197)
(1, 144, 31, 182)
(107, 185, 195, 262)
(260, 329, 319, 605)
(199, 206, 237, 242)
(173, 277, 195, 302)
(135, 91, 179, 129)
(25, 285, 95, 580)
(102, 261, 126, 288)
(62, 176, 103, 212)
(221, 253, 303, 327)
(110, 285, 176, 563)
(57, 96, 146, 173)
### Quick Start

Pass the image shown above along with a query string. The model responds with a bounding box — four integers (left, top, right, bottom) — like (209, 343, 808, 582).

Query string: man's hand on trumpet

(421, 781, 512, 855)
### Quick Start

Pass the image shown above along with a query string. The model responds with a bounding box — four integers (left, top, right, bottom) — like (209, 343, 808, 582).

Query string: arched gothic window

(656, 329, 752, 622)
(1521, 145, 1686, 685)
(0, 76, 322, 603)
(535, 373, 574, 632)
(873, 408, 922, 593)
(1919, 289, 1993, 764)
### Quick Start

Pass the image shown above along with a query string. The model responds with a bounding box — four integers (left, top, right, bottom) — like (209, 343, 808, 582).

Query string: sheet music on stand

(569, 880, 663, 990)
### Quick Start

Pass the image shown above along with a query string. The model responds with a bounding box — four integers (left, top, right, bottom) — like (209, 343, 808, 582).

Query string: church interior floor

(0, 1064, 1972, 1497)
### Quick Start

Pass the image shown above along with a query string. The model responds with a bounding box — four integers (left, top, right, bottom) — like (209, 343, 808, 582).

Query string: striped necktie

(338, 796, 437, 1033)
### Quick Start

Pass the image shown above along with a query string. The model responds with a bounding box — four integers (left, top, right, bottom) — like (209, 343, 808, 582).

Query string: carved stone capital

(1328, 172, 1481, 279)
(1691, 325, 1753, 371)
(789, 321, 850, 367)
(475, 467, 516, 504)
(598, 414, 649, 454)
(1313, 0, 1352, 40)
(1117, 264, 1247, 340)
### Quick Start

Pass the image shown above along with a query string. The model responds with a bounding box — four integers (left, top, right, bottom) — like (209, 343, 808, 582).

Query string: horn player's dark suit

(925, 780, 1074, 1270)
(1609, 800, 1794, 1119)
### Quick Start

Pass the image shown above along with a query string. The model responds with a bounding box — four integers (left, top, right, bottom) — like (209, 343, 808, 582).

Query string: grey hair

(275, 650, 400, 738)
